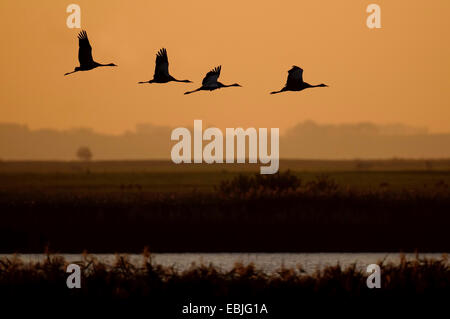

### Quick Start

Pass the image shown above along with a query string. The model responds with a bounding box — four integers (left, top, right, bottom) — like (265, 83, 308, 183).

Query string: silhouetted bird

(184, 66, 241, 95)
(270, 66, 327, 94)
(138, 48, 192, 84)
(64, 30, 117, 76)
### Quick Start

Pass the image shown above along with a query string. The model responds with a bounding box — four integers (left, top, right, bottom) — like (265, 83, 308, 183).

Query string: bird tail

(270, 90, 283, 94)
(138, 81, 149, 84)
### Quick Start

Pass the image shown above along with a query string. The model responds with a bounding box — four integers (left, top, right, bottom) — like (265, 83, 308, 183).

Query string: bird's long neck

(97, 62, 116, 67)
(173, 78, 192, 83)
(222, 83, 240, 88)
(306, 83, 327, 88)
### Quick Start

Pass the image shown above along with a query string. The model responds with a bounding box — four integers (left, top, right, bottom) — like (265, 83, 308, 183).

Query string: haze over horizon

(2, 120, 450, 160)
(1, 1, 449, 136)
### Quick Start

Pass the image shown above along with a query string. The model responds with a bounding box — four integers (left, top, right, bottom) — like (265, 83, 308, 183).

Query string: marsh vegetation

(0, 160, 449, 253)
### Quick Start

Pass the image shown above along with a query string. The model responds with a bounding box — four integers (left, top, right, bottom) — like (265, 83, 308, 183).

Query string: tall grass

(0, 254, 448, 316)
(1, 171, 449, 252)
(0, 253, 448, 301)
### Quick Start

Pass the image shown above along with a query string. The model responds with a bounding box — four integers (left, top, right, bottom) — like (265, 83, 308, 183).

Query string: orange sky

(0, 0, 449, 134)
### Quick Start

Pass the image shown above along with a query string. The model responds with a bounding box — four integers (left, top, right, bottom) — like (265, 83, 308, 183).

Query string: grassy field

(1, 159, 450, 193)
(0, 159, 449, 253)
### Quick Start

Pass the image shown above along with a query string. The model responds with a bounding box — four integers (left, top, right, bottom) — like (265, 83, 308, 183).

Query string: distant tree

(76, 146, 93, 161)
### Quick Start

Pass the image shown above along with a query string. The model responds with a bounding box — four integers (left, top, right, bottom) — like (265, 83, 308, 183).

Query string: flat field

(0, 159, 449, 253)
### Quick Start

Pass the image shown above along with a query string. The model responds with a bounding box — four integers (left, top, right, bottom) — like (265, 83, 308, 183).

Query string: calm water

(2, 253, 446, 274)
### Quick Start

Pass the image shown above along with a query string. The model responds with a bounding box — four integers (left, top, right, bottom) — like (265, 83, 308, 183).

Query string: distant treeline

(1, 121, 450, 160)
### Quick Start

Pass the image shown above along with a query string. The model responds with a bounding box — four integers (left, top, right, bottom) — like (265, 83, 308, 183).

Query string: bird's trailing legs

(64, 70, 79, 76)
(184, 88, 202, 95)
(64, 63, 116, 76)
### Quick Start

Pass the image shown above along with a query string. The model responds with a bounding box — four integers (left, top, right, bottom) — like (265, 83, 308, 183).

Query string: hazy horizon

(1, 1, 450, 135)
(2, 120, 450, 160)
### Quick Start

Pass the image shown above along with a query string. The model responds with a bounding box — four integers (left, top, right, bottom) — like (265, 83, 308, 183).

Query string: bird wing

(154, 48, 170, 78)
(285, 65, 303, 87)
(77, 30, 94, 66)
(202, 66, 221, 86)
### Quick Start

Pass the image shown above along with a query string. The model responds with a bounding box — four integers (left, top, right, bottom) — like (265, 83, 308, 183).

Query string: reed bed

(1, 172, 449, 252)
(1, 253, 448, 299)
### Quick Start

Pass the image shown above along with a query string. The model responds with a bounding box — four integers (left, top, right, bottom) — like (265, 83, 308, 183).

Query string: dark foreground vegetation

(0, 254, 448, 315)
(1, 168, 449, 253)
